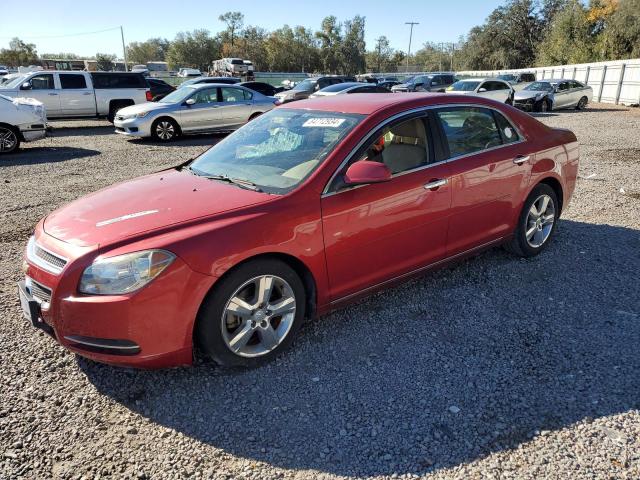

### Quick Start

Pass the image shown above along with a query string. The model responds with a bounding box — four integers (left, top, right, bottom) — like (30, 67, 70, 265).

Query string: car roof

(279, 92, 512, 115)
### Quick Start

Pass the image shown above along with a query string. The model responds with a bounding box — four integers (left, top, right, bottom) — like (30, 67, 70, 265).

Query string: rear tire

(505, 183, 559, 258)
(151, 118, 179, 142)
(0, 126, 20, 154)
(575, 96, 588, 110)
(195, 259, 306, 368)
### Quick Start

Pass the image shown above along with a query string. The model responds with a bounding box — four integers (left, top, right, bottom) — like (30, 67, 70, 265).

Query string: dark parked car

(181, 76, 241, 87)
(391, 73, 456, 93)
(377, 81, 401, 91)
(147, 78, 176, 101)
(240, 81, 279, 97)
(274, 76, 356, 103)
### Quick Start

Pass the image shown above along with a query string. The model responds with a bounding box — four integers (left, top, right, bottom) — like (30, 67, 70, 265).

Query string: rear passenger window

(91, 73, 146, 89)
(220, 87, 242, 102)
(493, 112, 520, 144)
(60, 74, 87, 89)
(436, 107, 503, 157)
(243, 89, 253, 100)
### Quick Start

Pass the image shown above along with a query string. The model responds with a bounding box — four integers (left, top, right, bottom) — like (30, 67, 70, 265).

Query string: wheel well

(0, 122, 21, 141)
(203, 253, 317, 320)
(109, 99, 134, 111)
(152, 115, 182, 135)
(538, 177, 564, 214)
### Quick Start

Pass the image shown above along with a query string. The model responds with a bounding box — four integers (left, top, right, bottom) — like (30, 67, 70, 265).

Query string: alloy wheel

(0, 127, 17, 153)
(156, 121, 175, 140)
(221, 275, 296, 358)
(540, 101, 549, 113)
(526, 194, 555, 248)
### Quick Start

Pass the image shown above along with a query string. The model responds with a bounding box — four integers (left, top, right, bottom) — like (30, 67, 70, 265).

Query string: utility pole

(120, 26, 128, 72)
(376, 37, 383, 72)
(405, 22, 419, 73)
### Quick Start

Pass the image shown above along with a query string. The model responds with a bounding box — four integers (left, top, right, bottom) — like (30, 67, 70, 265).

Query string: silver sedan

(514, 79, 593, 112)
(114, 83, 277, 141)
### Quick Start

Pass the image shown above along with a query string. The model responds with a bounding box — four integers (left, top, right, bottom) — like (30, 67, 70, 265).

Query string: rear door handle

(82, 92, 92, 95)
(424, 178, 448, 190)
(513, 155, 530, 165)
(48, 93, 58, 96)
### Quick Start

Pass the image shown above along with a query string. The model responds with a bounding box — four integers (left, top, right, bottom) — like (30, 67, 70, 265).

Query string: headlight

(136, 111, 149, 118)
(79, 250, 175, 295)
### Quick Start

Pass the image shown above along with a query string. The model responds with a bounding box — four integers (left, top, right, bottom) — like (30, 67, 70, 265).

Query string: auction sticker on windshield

(303, 118, 346, 128)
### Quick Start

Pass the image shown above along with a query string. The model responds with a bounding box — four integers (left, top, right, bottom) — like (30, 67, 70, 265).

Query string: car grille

(34, 244, 67, 271)
(29, 278, 52, 306)
(115, 115, 124, 121)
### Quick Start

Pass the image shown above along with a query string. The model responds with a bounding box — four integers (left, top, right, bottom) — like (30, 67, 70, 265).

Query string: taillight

(146, 90, 153, 101)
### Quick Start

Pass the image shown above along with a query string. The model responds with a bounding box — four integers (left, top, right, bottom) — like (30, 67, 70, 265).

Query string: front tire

(0, 126, 20, 154)
(151, 118, 179, 142)
(576, 96, 588, 110)
(505, 184, 559, 258)
(195, 259, 306, 368)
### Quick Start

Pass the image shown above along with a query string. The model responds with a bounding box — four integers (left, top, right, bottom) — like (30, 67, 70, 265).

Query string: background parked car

(497, 72, 536, 85)
(391, 73, 456, 93)
(0, 65, 9, 77)
(446, 78, 514, 103)
(147, 78, 176, 101)
(0, 71, 151, 122)
(309, 82, 389, 98)
(0, 94, 47, 154)
(131, 65, 150, 76)
(239, 81, 281, 97)
(377, 80, 401, 91)
(114, 83, 277, 141)
(514, 79, 593, 112)
(177, 68, 202, 78)
(181, 76, 241, 87)
(274, 76, 354, 103)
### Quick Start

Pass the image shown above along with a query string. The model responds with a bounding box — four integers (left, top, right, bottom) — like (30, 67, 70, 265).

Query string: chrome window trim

(26, 236, 69, 275)
(321, 103, 526, 198)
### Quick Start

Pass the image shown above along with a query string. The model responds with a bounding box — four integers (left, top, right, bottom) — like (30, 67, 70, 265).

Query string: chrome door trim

(321, 103, 526, 198)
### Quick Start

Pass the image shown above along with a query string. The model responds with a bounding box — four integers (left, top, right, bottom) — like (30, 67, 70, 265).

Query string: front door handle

(424, 178, 448, 190)
(513, 155, 530, 165)
(48, 93, 58, 96)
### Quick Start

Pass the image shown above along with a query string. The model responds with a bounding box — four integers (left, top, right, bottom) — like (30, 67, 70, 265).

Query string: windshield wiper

(199, 173, 263, 192)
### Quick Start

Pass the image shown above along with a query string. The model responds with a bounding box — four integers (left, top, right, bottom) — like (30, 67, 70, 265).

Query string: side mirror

(344, 160, 391, 185)
(185, 98, 196, 106)
(20, 82, 31, 90)
(478, 87, 487, 92)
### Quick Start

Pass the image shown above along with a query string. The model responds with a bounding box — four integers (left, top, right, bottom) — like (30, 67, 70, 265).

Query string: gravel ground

(1, 105, 639, 480)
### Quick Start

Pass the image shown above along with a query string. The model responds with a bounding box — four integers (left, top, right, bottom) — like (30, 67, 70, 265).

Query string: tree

(0, 37, 38, 67)
(127, 38, 170, 64)
(166, 30, 220, 71)
(367, 36, 393, 72)
(95, 53, 116, 71)
(341, 16, 366, 75)
(601, 0, 640, 59)
(40, 52, 81, 60)
(316, 16, 343, 74)
(235, 26, 268, 69)
(218, 11, 244, 49)
(536, 0, 593, 65)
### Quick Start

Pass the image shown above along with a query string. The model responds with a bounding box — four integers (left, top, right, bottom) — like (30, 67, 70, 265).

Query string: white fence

(459, 58, 640, 106)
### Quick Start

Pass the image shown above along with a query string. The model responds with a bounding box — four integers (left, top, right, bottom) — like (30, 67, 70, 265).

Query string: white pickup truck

(0, 71, 151, 122)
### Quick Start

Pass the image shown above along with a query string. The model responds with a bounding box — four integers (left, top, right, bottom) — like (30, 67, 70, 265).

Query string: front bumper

(18, 123, 47, 142)
(20, 232, 216, 368)
(114, 116, 153, 137)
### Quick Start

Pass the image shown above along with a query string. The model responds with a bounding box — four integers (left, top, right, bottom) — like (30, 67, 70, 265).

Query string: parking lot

(1, 104, 639, 479)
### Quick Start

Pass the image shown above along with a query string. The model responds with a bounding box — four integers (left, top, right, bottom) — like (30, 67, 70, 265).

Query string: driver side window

(192, 88, 217, 104)
(30, 74, 55, 90)
(435, 107, 503, 158)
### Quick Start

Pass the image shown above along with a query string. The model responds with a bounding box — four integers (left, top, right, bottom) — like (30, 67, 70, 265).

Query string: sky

(1, 0, 504, 59)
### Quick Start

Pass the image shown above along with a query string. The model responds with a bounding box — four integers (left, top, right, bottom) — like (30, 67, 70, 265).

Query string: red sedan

(19, 94, 579, 368)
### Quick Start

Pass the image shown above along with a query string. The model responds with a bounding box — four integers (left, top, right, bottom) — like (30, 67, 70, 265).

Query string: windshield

(231, 59, 243, 65)
(188, 109, 363, 194)
(498, 74, 516, 82)
(525, 82, 554, 92)
(292, 79, 316, 92)
(158, 87, 196, 103)
(401, 76, 416, 84)
(448, 81, 481, 91)
(2, 75, 27, 89)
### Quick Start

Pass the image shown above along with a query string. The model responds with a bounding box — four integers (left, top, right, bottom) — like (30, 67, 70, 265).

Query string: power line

(0, 27, 121, 40)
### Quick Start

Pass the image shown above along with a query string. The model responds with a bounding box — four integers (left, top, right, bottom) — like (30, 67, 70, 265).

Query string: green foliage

(165, 29, 220, 71)
(0, 37, 38, 67)
(536, 0, 593, 65)
(95, 53, 116, 71)
(218, 11, 245, 50)
(127, 38, 170, 64)
(600, 0, 640, 59)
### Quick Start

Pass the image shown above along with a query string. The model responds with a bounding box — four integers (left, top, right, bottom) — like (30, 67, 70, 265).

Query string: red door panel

(446, 144, 532, 255)
(321, 164, 451, 301)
